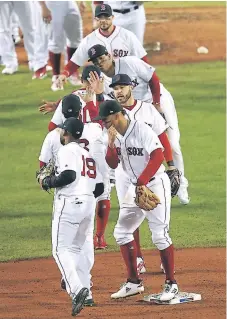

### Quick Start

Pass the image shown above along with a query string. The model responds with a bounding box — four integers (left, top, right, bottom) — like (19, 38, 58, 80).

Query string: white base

(143, 292, 202, 305)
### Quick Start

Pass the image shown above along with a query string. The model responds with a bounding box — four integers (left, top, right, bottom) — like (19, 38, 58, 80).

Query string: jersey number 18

(81, 155, 96, 179)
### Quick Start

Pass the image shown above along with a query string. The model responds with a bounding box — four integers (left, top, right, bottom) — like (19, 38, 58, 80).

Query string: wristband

(96, 93, 104, 102)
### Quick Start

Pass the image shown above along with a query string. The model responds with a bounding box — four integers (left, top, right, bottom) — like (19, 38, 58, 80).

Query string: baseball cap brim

(109, 81, 131, 88)
(92, 115, 106, 121)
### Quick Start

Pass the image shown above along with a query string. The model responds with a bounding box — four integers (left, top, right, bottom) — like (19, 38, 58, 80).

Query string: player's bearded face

(114, 85, 131, 104)
(96, 15, 113, 31)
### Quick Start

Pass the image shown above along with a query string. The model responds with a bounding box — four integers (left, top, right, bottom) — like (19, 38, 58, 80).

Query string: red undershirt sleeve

(149, 72, 161, 104)
(105, 146, 119, 169)
(141, 55, 149, 63)
(62, 60, 80, 77)
(48, 122, 58, 132)
(39, 161, 46, 168)
(137, 148, 164, 186)
(158, 132, 173, 163)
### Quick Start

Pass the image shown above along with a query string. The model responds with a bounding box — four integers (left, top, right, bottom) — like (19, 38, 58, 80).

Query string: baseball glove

(166, 168, 181, 197)
(135, 185, 160, 211)
(36, 160, 55, 192)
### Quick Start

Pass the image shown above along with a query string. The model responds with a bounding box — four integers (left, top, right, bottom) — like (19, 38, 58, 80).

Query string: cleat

(84, 298, 95, 307)
(2, 65, 18, 75)
(51, 75, 63, 91)
(137, 257, 146, 274)
(111, 280, 144, 299)
(32, 65, 47, 80)
(177, 184, 190, 205)
(159, 280, 179, 301)
(94, 234, 107, 250)
(72, 287, 89, 316)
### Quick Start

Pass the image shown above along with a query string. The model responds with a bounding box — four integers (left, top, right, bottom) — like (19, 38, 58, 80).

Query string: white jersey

(39, 128, 63, 164)
(55, 142, 97, 197)
(103, 56, 155, 102)
(71, 26, 146, 66)
(114, 120, 165, 185)
(39, 122, 108, 179)
(124, 100, 168, 136)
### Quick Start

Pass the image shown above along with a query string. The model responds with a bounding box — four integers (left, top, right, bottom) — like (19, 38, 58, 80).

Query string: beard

(116, 91, 132, 104)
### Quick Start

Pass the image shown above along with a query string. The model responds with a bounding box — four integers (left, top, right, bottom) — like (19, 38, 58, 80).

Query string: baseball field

(0, 1, 225, 319)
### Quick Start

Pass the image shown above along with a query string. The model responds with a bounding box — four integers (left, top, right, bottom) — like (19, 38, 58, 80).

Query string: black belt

(113, 5, 139, 14)
(149, 177, 155, 182)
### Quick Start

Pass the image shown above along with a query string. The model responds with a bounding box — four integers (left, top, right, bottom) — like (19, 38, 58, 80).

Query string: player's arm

(62, 38, 89, 78)
(42, 149, 76, 189)
(137, 124, 164, 186)
(158, 132, 175, 168)
(148, 107, 175, 168)
(39, 133, 53, 167)
(105, 127, 119, 169)
(132, 57, 161, 110)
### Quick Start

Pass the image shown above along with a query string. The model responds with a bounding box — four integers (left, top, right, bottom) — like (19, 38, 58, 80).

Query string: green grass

(0, 61, 225, 261)
(144, 1, 225, 8)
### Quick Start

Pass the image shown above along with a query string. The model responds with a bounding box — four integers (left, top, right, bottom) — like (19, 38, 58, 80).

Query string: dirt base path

(16, 6, 225, 67)
(0, 248, 225, 319)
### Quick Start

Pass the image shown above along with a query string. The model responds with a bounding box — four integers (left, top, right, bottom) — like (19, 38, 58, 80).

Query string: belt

(149, 177, 155, 182)
(113, 5, 139, 14)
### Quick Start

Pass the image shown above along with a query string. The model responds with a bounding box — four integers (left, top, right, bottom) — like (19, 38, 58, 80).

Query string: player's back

(55, 142, 97, 198)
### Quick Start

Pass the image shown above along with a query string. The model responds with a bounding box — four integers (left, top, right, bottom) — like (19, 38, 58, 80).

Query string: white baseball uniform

(102, 55, 189, 188)
(70, 25, 147, 67)
(110, 120, 172, 251)
(104, 1, 146, 44)
(52, 142, 98, 297)
(0, 1, 35, 70)
(46, 1, 83, 54)
(39, 123, 106, 299)
(33, 1, 49, 72)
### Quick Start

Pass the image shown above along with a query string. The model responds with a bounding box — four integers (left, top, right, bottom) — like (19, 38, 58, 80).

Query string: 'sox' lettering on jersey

(116, 147, 144, 156)
(113, 49, 129, 58)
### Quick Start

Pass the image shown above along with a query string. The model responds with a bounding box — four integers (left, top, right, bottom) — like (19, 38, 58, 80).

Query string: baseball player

(39, 94, 107, 307)
(85, 45, 190, 204)
(93, 1, 146, 44)
(39, 1, 83, 90)
(0, 1, 36, 74)
(94, 100, 179, 301)
(39, 66, 111, 250)
(105, 73, 180, 274)
(38, 117, 103, 315)
(53, 3, 149, 90)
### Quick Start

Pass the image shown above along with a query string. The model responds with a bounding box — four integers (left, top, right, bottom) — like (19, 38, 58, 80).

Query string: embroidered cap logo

(91, 48, 96, 56)
(101, 4, 106, 11)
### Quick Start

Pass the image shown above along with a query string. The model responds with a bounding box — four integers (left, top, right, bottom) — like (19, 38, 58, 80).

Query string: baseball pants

(52, 194, 96, 297)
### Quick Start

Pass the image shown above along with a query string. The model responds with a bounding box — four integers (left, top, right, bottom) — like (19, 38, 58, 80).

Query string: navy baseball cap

(62, 94, 82, 118)
(95, 4, 112, 17)
(93, 100, 123, 121)
(81, 65, 101, 81)
(109, 74, 132, 88)
(88, 44, 108, 62)
(59, 117, 84, 139)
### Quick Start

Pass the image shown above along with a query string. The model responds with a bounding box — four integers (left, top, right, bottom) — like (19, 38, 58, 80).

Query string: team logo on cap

(101, 4, 106, 11)
(114, 74, 121, 82)
(91, 48, 96, 56)
(68, 108, 72, 113)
